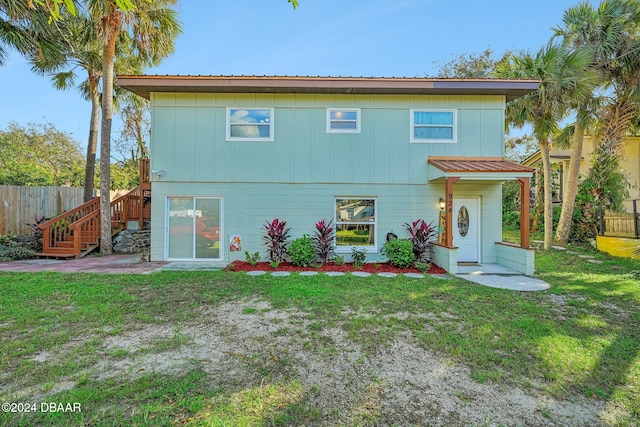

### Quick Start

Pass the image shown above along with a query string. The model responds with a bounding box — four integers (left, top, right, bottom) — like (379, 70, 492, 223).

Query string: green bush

(415, 261, 431, 272)
(351, 247, 367, 268)
(503, 211, 521, 229)
(0, 244, 35, 261)
(244, 251, 260, 266)
(0, 233, 36, 260)
(287, 235, 316, 267)
(0, 233, 16, 247)
(332, 255, 345, 266)
(382, 239, 414, 268)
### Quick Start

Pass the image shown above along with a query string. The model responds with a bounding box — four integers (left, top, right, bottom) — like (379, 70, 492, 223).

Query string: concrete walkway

(456, 264, 550, 291)
(0, 254, 168, 274)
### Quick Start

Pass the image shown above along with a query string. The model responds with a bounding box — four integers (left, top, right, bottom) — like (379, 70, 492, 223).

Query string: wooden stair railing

(38, 181, 152, 259)
(39, 198, 101, 257)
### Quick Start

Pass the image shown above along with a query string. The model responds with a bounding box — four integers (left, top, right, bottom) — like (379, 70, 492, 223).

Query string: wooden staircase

(37, 159, 151, 259)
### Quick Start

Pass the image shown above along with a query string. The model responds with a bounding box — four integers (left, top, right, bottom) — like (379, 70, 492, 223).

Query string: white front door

(453, 198, 479, 263)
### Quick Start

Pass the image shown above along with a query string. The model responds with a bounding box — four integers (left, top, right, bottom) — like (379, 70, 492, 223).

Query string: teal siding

(149, 92, 511, 266)
(149, 181, 503, 263)
(151, 182, 442, 262)
(150, 93, 506, 185)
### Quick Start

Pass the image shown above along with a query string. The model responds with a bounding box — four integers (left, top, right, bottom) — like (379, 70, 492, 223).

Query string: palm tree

(87, 0, 181, 254)
(30, 13, 102, 202)
(496, 43, 596, 250)
(592, 0, 640, 160)
(552, 0, 640, 244)
(0, 0, 64, 66)
(31, 11, 150, 202)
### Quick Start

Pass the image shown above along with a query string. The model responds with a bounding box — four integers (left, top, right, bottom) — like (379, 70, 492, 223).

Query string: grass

(0, 245, 639, 425)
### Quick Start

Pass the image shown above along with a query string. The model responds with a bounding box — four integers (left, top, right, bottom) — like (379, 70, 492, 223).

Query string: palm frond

(51, 69, 77, 90)
(554, 124, 576, 149)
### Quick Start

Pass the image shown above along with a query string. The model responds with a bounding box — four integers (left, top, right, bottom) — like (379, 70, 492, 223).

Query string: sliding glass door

(167, 197, 222, 260)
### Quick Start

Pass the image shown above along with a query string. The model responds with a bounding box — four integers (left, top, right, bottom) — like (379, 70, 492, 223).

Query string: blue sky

(0, 0, 578, 149)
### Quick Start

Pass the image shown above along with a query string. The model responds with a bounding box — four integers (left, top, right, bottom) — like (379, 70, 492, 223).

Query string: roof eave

(116, 75, 539, 101)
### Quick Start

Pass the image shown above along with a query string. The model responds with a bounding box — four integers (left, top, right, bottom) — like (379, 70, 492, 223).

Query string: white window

(226, 107, 274, 141)
(335, 198, 376, 252)
(410, 109, 457, 143)
(326, 108, 361, 133)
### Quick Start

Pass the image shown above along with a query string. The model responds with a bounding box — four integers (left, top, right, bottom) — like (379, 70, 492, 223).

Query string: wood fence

(0, 186, 84, 235)
(601, 200, 639, 239)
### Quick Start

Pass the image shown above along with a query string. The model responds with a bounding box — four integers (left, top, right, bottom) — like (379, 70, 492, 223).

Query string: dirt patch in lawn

(79, 298, 606, 426)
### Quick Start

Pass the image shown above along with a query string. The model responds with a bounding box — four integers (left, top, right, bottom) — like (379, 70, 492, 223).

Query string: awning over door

(428, 156, 533, 181)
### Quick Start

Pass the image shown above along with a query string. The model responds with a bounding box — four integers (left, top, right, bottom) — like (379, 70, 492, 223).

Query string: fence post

(634, 199, 639, 239)
(598, 205, 605, 236)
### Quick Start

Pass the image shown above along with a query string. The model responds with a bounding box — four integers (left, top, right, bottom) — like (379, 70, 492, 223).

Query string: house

(521, 136, 640, 211)
(117, 76, 538, 274)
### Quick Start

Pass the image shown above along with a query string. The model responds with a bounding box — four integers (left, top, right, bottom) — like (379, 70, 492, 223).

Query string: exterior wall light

(439, 198, 446, 210)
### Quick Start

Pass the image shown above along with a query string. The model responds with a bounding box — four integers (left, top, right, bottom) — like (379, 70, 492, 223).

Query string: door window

(457, 206, 469, 237)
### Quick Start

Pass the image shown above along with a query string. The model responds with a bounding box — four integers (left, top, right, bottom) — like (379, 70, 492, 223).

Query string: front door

(453, 198, 479, 263)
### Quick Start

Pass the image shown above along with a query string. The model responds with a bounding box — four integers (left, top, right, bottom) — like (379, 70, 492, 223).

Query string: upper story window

(410, 109, 457, 143)
(226, 108, 274, 141)
(326, 108, 361, 133)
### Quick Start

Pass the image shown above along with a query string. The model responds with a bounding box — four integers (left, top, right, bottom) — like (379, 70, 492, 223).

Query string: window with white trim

(226, 107, 274, 141)
(335, 198, 376, 252)
(410, 109, 457, 143)
(326, 108, 361, 133)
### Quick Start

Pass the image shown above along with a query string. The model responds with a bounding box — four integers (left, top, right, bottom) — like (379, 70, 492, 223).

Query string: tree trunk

(531, 165, 543, 233)
(135, 107, 148, 158)
(83, 75, 100, 202)
(540, 138, 553, 250)
(99, 30, 117, 255)
(555, 121, 585, 245)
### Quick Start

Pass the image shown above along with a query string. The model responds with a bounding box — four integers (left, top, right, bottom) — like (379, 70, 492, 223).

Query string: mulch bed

(226, 261, 447, 275)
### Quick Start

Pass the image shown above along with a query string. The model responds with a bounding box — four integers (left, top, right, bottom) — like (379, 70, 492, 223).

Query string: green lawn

(0, 246, 638, 425)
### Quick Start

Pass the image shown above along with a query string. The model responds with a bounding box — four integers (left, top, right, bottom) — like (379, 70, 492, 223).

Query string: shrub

(26, 214, 45, 252)
(403, 219, 437, 262)
(503, 211, 521, 229)
(382, 239, 414, 268)
(262, 218, 290, 262)
(351, 247, 367, 268)
(313, 219, 335, 264)
(0, 235, 35, 261)
(0, 233, 16, 247)
(414, 261, 431, 272)
(332, 255, 345, 266)
(244, 251, 260, 266)
(287, 235, 316, 267)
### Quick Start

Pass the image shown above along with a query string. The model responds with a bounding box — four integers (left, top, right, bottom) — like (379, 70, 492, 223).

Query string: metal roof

(116, 75, 539, 101)
(428, 156, 534, 174)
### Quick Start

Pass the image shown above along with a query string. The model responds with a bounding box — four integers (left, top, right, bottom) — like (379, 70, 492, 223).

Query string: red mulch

(225, 260, 447, 275)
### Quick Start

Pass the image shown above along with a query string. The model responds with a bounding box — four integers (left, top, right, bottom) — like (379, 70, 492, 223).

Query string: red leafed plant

(403, 219, 437, 262)
(313, 219, 335, 264)
(262, 218, 291, 262)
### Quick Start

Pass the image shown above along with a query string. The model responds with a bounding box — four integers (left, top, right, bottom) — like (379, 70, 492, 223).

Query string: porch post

(445, 176, 460, 247)
(517, 177, 530, 249)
